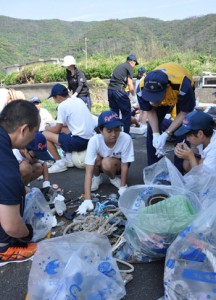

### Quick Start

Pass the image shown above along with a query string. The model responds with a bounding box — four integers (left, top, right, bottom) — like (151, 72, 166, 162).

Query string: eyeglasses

(34, 102, 41, 105)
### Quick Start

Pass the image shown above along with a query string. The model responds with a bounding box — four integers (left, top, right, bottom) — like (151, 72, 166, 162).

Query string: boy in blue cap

(13, 132, 53, 188)
(77, 110, 134, 215)
(174, 110, 215, 173)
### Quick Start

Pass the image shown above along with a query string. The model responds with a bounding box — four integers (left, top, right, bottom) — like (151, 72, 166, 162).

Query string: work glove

(76, 200, 94, 215)
(155, 147, 164, 158)
(72, 92, 78, 98)
(118, 185, 128, 197)
(156, 132, 169, 151)
(152, 133, 160, 150)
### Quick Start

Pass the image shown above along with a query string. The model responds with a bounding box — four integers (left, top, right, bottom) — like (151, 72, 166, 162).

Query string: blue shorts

(58, 133, 89, 152)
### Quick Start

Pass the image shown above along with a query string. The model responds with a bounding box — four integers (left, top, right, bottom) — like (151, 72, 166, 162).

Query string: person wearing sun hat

(139, 62, 196, 174)
(62, 55, 92, 110)
(76, 110, 135, 215)
(108, 54, 139, 134)
(174, 110, 216, 173)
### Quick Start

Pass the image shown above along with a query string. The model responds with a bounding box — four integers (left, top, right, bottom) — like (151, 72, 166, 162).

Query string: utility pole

(84, 37, 88, 69)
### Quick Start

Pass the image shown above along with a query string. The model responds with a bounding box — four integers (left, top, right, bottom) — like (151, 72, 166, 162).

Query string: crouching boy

(77, 110, 134, 215)
(174, 110, 215, 173)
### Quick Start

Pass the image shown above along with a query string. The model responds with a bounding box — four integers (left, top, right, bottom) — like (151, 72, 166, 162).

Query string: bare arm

(84, 164, 94, 200)
(127, 77, 135, 96)
(147, 108, 160, 133)
(165, 111, 187, 134)
(44, 123, 63, 134)
(120, 162, 129, 186)
(0, 204, 29, 238)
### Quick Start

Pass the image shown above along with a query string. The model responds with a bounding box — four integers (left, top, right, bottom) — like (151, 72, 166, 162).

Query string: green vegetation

(3, 51, 216, 85)
(0, 14, 215, 69)
(41, 98, 108, 118)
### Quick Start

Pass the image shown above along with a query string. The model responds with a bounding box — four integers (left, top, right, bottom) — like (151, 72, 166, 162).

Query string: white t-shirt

(56, 97, 95, 140)
(197, 130, 216, 170)
(13, 149, 24, 163)
(85, 132, 134, 165)
(39, 107, 54, 131)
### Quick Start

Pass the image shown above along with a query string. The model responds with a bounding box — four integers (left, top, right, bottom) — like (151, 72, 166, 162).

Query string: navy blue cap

(98, 110, 124, 129)
(212, 91, 216, 95)
(138, 67, 146, 73)
(31, 96, 41, 103)
(174, 110, 214, 136)
(142, 70, 169, 103)
(26, 132, 53, 161)
(48, 83, 68, 99)
(127, 54, 139, 65)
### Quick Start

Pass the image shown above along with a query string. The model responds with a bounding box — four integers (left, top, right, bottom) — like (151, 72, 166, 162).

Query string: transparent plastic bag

(23, 187, 53, 242)
(28, 232, 126, 300)
(164, 199, 216, 299)
(184, 164, 216, 208)
(143, 156, 185, 187)
(116, 185, 201, 262)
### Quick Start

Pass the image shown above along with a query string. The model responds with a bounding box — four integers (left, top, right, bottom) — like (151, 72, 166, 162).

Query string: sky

(0, 0, 215, 22)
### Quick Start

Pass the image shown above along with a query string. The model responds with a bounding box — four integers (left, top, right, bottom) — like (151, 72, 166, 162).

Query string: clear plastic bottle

(54, 195, 66, 216)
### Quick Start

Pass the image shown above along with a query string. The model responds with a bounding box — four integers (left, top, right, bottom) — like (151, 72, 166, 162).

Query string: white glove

(72, 92, 78, 98)
(152, 133, 160, 150)
(132, 95, 138, 104)
(76, 200, 94, 215)
(156, 132, 169, 151)
(155, 148, 164, 158)
(118, 185, 128, 197)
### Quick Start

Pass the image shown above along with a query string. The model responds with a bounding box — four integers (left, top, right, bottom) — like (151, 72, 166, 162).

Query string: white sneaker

(109, 177, 121, 189)
(91, 175, 103, 191)
(64, 158, 74, 168)
(48, 161, 67, 174)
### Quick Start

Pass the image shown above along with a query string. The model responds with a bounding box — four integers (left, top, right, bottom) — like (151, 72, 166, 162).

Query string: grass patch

(41, 98, 109, 118)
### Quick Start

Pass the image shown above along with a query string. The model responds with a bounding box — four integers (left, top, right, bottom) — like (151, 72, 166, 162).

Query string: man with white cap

(62, 55, 92, 110)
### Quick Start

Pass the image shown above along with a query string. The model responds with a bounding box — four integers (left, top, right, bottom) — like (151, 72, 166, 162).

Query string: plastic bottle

(54, 194, 66, 216)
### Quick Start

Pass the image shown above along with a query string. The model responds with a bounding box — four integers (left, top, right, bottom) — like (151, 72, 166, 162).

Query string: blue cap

(142, 70, 169, 103)
(26, 132, 53, 161)
(31, 96, 41, 103)
(174, 110, 214, 136)
(98, 110, 124, 129)
(138, 67, 146, 73)
(127, 54, 139, 65)
(48, 83, 68, 99)
(212, 91, 216, 95)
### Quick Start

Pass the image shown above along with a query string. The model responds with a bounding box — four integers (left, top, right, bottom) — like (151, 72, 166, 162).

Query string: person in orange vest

(139, 62, 195, 173)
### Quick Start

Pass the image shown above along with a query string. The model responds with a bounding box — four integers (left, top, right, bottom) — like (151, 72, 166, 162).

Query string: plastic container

(54, 195, 66, 216)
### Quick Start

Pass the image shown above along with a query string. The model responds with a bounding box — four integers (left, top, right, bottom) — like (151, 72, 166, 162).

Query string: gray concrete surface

(0, 135, 174, 300)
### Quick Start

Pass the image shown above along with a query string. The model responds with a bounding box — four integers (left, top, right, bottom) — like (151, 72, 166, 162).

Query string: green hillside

(0, 14, 215, 67)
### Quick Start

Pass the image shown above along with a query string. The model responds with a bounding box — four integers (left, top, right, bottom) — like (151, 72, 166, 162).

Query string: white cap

(62, 55, 76, 67)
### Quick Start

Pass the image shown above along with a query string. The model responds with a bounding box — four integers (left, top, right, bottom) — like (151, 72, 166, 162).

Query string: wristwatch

(165, 130, 172, 137)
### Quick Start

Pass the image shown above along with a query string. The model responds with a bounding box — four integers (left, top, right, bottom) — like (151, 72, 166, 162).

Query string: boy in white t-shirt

(42, 84, 95, 174)
(77, 110, 134, 215)
(174, 110, 216, 173)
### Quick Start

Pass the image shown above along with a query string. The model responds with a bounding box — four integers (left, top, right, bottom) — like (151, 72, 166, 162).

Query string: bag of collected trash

(28, 231, 126, 300)
(143, 156, 185, 187)
(164, 199, 216, 299)
(23, 187, 53, 242)
(184, 164, 216, 208)
(116, 185, 201, 262)
(72, 150, 86, 169)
